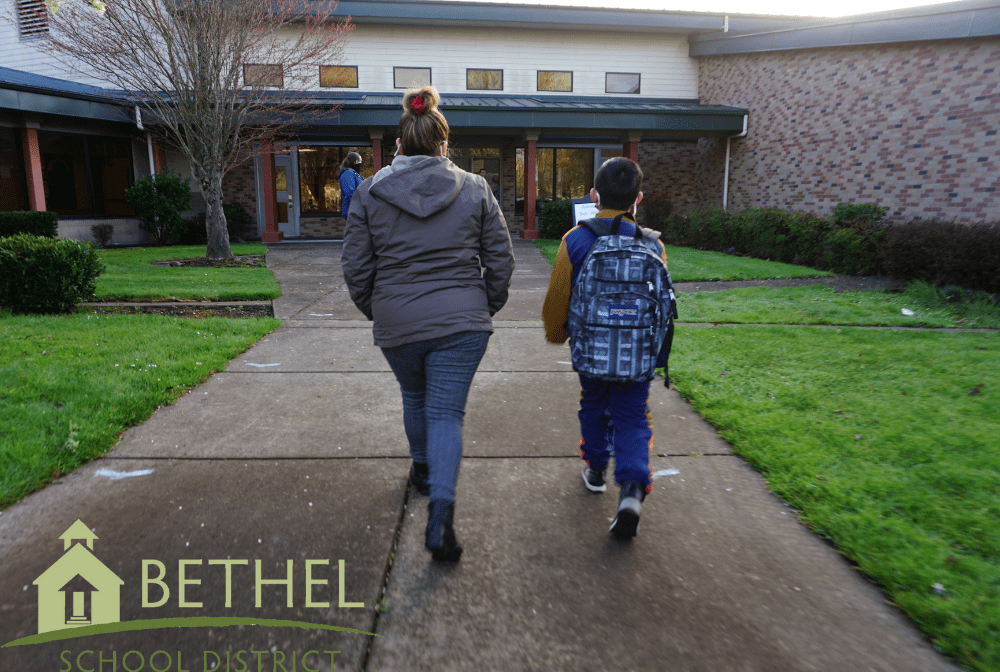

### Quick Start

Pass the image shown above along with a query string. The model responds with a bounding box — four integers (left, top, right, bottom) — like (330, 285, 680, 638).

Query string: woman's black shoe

(409, 462, 430, 496)
(426, 499, 463, 562)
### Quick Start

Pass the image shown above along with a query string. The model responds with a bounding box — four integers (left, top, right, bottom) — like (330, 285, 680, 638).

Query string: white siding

(306, 25, 699, 99)
(0, 0, 112, 84)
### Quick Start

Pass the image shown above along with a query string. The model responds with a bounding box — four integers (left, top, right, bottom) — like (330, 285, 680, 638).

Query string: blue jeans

(578, 375, 654, 491)
(380, 331, 490, 502)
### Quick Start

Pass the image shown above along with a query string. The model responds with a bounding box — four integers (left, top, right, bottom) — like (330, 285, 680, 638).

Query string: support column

(153, 141, 167, 174)
(522, 131, 539, 240)
(370, 129, 383, 173)
(22, 127, 46, 212)
(260, 144, 283, 242)
(621, 130, 641, 164)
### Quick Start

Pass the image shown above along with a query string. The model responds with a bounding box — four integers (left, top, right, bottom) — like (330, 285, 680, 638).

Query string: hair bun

(402, 86, 440, 117)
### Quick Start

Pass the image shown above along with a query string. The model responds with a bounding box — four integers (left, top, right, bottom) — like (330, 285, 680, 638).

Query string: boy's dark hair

(594, 157, 643, 210)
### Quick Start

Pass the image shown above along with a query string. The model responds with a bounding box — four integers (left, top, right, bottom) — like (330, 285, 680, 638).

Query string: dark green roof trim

(290, 92, 748, 134)
(328, 0, 809, 34)
(0, 66, 132, 122)
(690, 0, 1000, 56)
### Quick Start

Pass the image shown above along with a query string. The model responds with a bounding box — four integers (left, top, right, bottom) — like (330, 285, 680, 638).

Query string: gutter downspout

(722, 114, 748, 212)
(147, 133, 156, 178)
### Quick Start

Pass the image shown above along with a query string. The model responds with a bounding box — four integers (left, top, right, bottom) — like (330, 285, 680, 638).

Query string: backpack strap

(579, 213, 642, 239)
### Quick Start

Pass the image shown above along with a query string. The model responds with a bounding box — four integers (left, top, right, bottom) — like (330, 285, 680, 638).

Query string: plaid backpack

(567, 214, 677, 384)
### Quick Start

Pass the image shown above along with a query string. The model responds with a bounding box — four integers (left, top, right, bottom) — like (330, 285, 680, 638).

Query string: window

(394, 67, 431, 89)
(0, 128, 29, 211)
(606, 72, 641, 94)
(537, 71, 572, 92)
(17, 0, 48, 37)
(298, 146, 373, 215)
(320, 65, 358, 88)
(515, 147, 594, 214)
(467, 69, 502, 91)
(243, 64, 283, 88)
(38, 131, 134, 217)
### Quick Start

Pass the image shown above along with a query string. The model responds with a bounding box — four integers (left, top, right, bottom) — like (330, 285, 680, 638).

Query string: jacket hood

(369, 155, 466, 218)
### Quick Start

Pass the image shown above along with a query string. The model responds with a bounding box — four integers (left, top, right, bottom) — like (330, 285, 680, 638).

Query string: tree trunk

(204, 172, 233, 260)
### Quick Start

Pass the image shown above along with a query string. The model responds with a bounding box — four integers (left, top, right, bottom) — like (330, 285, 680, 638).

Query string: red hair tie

(410, 96, 425, 113)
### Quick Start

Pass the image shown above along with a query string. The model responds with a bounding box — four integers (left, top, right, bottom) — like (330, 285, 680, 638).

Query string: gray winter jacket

(341, 155, 515, 348)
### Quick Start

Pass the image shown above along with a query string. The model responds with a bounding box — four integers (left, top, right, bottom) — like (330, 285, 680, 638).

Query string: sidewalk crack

(359, 477, 412, 671)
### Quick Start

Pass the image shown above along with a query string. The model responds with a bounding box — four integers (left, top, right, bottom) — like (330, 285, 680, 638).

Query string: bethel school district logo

(32, 520, 123, 634)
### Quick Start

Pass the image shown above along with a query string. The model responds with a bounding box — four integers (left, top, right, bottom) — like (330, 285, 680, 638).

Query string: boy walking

(542, 157, 672, 538)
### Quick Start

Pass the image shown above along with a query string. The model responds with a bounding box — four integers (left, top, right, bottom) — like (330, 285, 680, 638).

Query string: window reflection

(298, 146, 373, 215)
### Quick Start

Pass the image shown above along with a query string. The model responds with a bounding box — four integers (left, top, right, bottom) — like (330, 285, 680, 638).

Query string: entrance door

(273, 154, 299, 237)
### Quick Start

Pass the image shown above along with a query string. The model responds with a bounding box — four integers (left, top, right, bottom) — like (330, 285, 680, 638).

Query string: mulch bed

(150, 254, 266, 268)
(81, 303, 273, 318)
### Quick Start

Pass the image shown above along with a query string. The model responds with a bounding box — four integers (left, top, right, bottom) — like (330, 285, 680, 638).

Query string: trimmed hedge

(0, 234, 105, 313)
(0, 211, 59, 238)
(538, 200, 573, 240)
(656, 206, 1000, 292)
(882, 220, 1000, 294)
(659, 207, 887, 275)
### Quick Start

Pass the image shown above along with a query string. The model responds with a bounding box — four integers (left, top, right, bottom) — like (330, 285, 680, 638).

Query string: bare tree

(40, 0, 351, 259)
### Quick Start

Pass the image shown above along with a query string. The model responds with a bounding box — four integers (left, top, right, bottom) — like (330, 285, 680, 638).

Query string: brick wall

(222, 161, 257, 217)
(638, 139, 725, 216)
(697, 37, 1000, 222)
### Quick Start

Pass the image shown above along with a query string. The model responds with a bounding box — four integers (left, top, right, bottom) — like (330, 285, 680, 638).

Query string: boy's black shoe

(610, 480, 645, 538)
(582, 465, 607, 493)
(409, 462, 430, 496)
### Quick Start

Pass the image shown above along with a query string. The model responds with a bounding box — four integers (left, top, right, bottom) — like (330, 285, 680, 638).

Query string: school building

(1, 0, 997, 244)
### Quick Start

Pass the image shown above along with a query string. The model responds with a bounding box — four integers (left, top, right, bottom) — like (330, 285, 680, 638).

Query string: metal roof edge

(690, 0, 1000, 55)
(0, 67, 130, 109)
(329, 0, 779, 33)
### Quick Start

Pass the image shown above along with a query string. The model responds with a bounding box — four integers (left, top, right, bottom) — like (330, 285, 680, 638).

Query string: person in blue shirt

(339, 152, 365, 218)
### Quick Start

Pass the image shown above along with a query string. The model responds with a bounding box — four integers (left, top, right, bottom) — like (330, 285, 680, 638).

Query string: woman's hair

(340, 151, 362, 172)
(399, 86, 449, 157)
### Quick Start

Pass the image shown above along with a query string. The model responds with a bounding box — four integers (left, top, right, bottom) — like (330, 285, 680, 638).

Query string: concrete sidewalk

(0, 241, 957, 671)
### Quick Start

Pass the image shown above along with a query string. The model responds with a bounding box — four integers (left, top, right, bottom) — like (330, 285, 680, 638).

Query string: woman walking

(341, 86, 514, 562)
(339, 151, 365, 218)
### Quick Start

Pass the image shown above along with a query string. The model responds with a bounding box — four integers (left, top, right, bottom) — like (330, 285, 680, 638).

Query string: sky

(460, 0, 964, 18)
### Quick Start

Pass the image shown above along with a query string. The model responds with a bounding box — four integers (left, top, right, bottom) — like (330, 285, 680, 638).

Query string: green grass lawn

(534, 239, 830, 283)
(680, 285, 1000, 329)
(669, 326, 999, 671)
(95, 243, 281, 301)
(0, 312, 280, 508)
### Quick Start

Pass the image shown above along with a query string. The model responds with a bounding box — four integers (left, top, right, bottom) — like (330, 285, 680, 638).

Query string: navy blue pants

(380, 331, 490, 502)
(577, 375, 653, 491)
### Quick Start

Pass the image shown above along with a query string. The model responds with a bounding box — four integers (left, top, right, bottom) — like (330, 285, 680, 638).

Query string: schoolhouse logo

(32, 520, 123, 634)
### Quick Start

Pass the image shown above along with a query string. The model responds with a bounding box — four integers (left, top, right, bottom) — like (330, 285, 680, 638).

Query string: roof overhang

(327, 0, 810, 35)
(690, 0, 1000, 55)
(0, 67, 132, 124)
(294, 92, 748, 137)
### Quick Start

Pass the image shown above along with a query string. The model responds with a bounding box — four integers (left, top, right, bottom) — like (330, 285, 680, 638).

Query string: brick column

(22, 128, 46, 212)
(622, 130, 641, 163)
(153, 141, 167, 174)
(370, 128, 383, 173)
(260, 145, 283, 242)
(624, 140, 638, 163)
(523, 132, 539, 240)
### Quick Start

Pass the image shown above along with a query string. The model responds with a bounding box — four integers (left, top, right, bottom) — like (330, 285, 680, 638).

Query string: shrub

(0, 234, 105, 313)
(123, 170, 192, 245)
(882, 221, 1000, 293)
(641, 199, 672, 234)
(176, 204, 253, 245)
(90, 223, 114, 247)
(223, 203, 256, 242)
(833, 203, 887, 225)
(0, 211, 59, 238)
(538, 200, 573, 240)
